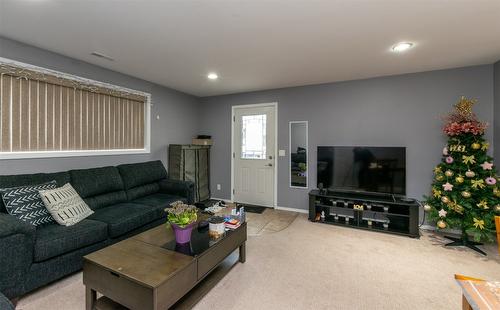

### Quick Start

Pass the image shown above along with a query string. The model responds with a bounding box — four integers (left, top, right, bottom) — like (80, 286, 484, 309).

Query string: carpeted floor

(17, 212, 500, 310)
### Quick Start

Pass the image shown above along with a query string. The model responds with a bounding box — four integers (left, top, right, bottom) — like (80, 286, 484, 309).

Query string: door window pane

(241, 114, 266, 159)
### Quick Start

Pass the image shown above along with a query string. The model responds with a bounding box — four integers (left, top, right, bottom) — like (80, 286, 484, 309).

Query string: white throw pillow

(39, 183, 94, 226)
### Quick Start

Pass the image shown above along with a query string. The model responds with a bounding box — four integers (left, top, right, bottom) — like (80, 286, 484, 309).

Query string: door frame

(231, 102, 278, 207)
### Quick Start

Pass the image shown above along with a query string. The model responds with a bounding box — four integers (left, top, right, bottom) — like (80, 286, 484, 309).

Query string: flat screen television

(317, 146, 406, 195)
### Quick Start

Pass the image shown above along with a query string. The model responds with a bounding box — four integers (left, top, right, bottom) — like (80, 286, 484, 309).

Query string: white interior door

(232, 104, 276, 207)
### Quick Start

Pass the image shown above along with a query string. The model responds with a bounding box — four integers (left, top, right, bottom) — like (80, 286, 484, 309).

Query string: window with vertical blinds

(0, 58, 150, 159)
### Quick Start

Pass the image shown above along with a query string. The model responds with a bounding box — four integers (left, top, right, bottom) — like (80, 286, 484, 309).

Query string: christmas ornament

(455, 96, 476, 117)
(435, 174, 444, 181)
(465, 170, 475, 178)
(455, 175, 464, 184)
(471, 142, 481, 150)
(462, 155, 476, 165)
(449, 144, 466, 152)
(445, 156, 454, 164)
(434, 166, 442, 174)
(438, 209, 447, 218)
(472, 218, 485, 230)
(471, 179, 485, 189)
(495, 205, 500, 212)
(442, 182, 453, 191)
(437, 220, 447, 229)
(494, 188, 500, 198)
(461, 191, 471, 198)
(441, 196, 450, 204)
(423, 204, 432, 212)
(481, 142, 489, 151)
(442, 147, 448, 156)
(476, 200, 488, 209)
(432, 188, 442, 198)
(445, 170, 454, 177)
(485, 177, 497, 185)
(480, 161, 493, 170)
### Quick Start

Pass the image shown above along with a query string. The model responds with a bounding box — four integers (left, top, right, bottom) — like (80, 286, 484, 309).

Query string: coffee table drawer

(83, 261, 153, 310)
(197, 225, 247, 279)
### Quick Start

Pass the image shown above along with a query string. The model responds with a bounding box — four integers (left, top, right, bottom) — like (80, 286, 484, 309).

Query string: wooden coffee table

(83, 220, 247, 310)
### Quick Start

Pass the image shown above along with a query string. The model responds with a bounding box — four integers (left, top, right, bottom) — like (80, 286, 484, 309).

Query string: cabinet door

(197, 148, 210, 201)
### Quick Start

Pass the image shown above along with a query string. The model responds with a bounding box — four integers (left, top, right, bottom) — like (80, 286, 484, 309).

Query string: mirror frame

(289, 121, 308, 189)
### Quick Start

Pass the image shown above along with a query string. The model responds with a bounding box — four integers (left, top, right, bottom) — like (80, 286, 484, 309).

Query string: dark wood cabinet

(309, 189, 420, 238)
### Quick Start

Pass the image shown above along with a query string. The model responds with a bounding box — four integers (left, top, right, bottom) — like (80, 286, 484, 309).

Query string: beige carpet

(17, 213, 500, 310)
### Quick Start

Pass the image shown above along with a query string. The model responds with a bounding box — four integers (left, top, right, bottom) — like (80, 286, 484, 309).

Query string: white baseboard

(275, 206, 308, 214)
(211, 198, 308, 215)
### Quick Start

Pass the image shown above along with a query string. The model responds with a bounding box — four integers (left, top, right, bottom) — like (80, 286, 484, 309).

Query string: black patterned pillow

(0, 181, 58, 226)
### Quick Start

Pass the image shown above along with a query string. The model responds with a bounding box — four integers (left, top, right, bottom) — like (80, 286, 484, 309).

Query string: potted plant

(165, 201, 198, 244)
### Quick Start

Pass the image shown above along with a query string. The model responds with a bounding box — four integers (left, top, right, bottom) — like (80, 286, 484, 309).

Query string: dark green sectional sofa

(0, 160, 194, 299)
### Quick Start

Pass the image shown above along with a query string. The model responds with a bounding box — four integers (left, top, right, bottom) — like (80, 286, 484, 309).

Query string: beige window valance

(0, 58, 150, 158)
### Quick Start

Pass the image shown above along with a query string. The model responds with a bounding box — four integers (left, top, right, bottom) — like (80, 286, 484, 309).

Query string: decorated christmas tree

(424, 97, 499, 254)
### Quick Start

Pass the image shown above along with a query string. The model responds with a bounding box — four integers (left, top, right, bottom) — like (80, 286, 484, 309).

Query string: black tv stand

(309, 189, 419, 238)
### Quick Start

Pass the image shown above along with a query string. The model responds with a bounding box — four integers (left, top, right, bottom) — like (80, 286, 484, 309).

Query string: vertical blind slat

(1, 75, 11, 152)
(46, 83, 54, 150)
(11, 77, 21, 151)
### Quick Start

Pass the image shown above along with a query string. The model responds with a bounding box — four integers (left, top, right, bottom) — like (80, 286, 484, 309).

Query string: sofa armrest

(0, 213, 35, 298)
(0, 213, 35, 239)
(0, 292, 14, 310)
(158, 179, 195, 204)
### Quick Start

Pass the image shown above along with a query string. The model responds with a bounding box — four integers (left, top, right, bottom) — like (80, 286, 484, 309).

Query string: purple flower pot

(171, 222, 195, 244)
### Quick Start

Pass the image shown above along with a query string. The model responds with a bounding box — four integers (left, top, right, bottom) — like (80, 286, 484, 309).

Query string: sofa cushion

(126, 183, 160, 201)
(34, 219, 107, 262)
(133, 193, 187, 216)
(84, 191, 128, 210)
(88, 203, 160, 238)
(70, 166, 126, 210)
(0, 181, 57, 226)
(117, 161, 168, 190)
(39, 184, 94, 226)
(0, 171, 70, 213)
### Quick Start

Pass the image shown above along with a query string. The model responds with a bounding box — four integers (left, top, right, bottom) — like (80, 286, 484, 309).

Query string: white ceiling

(1, 0, 500, 97)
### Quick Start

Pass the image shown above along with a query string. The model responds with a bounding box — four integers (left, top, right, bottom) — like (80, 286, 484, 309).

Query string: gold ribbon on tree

(462, 155, 476, 165)
(432, 188, 442, 198)
(471, 179, 485, 189)
(473, 218, 485, 230)
(476, 200, 488, 209)
(448, 201, 464, 214)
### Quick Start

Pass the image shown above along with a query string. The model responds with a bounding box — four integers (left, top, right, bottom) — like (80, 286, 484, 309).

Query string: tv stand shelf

(309, 190, 419, 238)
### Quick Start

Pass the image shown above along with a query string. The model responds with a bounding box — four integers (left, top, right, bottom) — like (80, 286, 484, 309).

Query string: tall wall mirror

(289, 121, 308, 188)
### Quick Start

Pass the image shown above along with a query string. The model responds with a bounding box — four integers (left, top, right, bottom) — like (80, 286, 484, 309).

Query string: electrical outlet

(217, 184, 221, 190)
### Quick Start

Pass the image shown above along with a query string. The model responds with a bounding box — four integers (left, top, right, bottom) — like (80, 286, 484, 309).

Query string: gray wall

(199, 65, 494, 211)
(495, 60, 500, 162)
(0, 37, 200, 174)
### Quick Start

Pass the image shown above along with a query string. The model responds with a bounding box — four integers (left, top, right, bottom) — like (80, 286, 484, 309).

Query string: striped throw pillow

(39, 183, 94, 226)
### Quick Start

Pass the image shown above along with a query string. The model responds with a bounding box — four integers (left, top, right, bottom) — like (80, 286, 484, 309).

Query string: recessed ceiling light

(207, 73, 218, 80)
(392, 42, 414, 52)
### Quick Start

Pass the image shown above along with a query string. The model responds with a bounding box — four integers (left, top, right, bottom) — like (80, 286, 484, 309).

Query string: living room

(0, 1, 499, 309)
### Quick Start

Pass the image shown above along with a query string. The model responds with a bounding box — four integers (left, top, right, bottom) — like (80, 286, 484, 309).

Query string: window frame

(0, 57, 151, 160)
